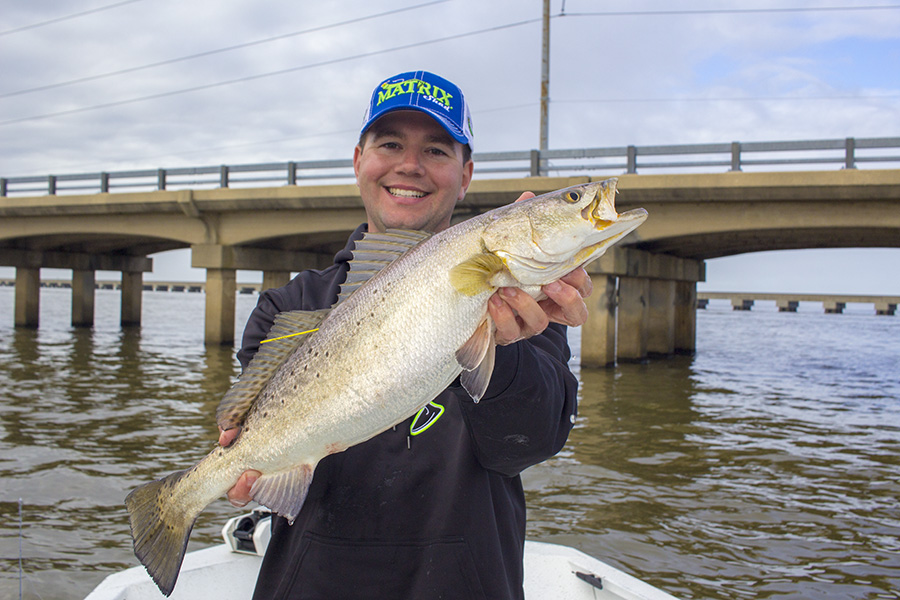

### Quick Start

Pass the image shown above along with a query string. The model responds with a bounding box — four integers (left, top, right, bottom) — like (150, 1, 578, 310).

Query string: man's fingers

(514, 191, 536, 203)
(488, 293, 522, 345)
(218, 427, 239, 447)
(496, 288, 549, 342)
(559, 267, 593, 299)
(227, 470, 261, 508)
(541, 280, 589, 327)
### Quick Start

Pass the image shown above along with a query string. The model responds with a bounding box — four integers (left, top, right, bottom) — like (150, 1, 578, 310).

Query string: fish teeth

(388, 187, 426, 198)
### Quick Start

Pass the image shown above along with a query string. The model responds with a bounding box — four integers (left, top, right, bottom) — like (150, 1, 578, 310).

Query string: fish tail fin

(125, 469, 198, 597)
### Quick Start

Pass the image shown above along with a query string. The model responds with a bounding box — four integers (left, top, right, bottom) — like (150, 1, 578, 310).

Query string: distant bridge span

(2, 168, 899, 366)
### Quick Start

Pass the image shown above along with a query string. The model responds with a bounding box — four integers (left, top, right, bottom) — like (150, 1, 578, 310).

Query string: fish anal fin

(250, 463, 315, 524)
(216, 309, 329, 431)
(449, 253, 505, 297)
(457, 316, 496, 403)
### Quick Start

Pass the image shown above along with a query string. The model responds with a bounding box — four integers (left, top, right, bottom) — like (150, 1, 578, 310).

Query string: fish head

(482, 179, 648, 285)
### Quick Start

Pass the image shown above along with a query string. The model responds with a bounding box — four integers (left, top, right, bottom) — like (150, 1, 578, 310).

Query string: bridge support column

(121, 271, 143, 326)
(204, 268, 236, 345)
(71, 269, 96, 327)
(262, 270, 291, 293)
(777, 299, 799, 312)
(823, 301, 845, 314)
(15, 267, 40, 328)
(581, 274, 617, 367)
(733, 299, 754, 311)
(617, 276, 649, 362)
(647, 279, 675, 355)
(876, 302, 897, 316)
(193, 244, 334, 345)
(674, 281, 697, 353)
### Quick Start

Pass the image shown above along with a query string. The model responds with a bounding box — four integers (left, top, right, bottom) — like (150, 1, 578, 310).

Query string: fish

(124, 177, 648, 596)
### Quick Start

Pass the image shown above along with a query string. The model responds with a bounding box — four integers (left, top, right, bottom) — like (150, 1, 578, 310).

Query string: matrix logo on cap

(361, 70, 474, 150)
(377, 77, 454, 111)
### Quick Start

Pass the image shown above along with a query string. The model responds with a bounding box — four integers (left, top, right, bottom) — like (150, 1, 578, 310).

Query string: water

(1, 289, 899, 599)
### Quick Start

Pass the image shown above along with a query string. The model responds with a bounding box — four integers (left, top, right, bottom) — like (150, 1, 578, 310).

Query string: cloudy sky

(1, 0, 899, 293)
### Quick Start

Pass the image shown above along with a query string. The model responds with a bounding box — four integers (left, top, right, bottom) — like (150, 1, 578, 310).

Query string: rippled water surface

(1, 289, 899, 599)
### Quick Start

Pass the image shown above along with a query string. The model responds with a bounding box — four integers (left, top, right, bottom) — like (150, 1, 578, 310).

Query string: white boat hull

(87, 513, 678, 600)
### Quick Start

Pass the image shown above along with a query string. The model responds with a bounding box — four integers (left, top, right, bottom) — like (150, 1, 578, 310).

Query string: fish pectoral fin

(449, 252, 504, 297)
(457, 316, 496, 403)
(249, 463, 315, 525)
(216, 309, 329, 432)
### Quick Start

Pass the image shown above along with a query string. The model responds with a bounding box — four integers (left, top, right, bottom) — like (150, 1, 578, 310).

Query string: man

(220, 71, 592, 599)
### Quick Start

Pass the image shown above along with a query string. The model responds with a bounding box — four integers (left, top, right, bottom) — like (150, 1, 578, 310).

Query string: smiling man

(222, 71, 590, 600)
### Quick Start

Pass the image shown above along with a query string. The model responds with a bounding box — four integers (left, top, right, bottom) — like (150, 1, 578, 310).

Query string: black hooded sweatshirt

(239, 225, 578, 600)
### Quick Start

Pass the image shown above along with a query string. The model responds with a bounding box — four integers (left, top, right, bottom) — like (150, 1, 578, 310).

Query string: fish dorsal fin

(215, 309, 330, 431)
(337, 229, 432, 303)
(456, 315, 496, 403)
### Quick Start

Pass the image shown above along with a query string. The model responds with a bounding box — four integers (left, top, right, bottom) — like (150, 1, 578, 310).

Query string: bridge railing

(2, 136, 898, 197)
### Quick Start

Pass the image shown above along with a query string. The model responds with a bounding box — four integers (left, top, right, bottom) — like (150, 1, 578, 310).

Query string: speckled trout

(125, 178, 647, 596)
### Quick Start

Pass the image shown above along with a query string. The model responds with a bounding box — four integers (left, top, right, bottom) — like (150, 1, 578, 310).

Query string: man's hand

(218, 427, 260, 508)
(488, 190, 593, 346)
(489, 268, 593, 346)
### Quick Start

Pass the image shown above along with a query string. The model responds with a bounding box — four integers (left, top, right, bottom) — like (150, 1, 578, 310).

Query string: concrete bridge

(698, 292, 899, 315)
(2, 158, 899, 366)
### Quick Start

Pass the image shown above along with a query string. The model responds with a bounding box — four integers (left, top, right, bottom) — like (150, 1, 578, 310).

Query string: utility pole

(540, 0, 550, 154)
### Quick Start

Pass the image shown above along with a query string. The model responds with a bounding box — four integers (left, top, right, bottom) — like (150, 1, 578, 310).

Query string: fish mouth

(581, 180, 620, 229)
(581, 180, 648, 233)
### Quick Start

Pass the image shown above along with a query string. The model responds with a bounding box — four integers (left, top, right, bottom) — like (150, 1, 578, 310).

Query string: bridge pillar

(121, 271, 143, 325)
(732, 299, 754, 311)
(204, 268, 236, 345)
(14, 267, 40, 328)
(674, 281, 697, 353)
(823, 301, 845, 314)
(875, 302, 897, 316)
(648, 279, 676, 355)
(262, 270, 291, 293)
(581, 274, 618, 367)
(776, 299, 799, 312)
(71, 269, 96, 327)
(617, 276, 649, 362)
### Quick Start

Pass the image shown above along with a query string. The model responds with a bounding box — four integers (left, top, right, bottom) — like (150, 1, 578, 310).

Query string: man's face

(353, 111, 474, 234)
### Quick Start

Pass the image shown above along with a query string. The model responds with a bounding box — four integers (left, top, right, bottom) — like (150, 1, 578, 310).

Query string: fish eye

(565, 191, 581, 203)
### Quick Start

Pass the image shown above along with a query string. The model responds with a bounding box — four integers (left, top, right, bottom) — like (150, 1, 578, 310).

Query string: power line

(555, 94, 900, 104)
(0, 0, 145, 37)
(0, 17, 541, 128)
(560, 4, 900, 18)
(0, 0, 449, 100)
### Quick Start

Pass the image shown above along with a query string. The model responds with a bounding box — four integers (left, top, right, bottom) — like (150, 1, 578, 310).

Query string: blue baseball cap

(360, 70, 475, 152)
